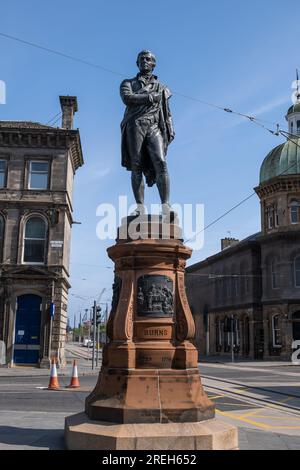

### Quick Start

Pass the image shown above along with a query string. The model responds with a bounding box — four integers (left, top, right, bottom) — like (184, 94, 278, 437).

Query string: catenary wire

(184, 128, 300, 243)
(1, 30, 298, 245)
(0, 31, 285, 128)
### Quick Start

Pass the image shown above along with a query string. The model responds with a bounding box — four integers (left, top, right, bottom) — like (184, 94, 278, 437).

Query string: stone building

(186, 100, 300, 360)
(0, 96, 83, 367)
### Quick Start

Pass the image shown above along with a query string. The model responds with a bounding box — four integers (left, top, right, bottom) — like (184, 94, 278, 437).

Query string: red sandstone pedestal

(65, 216, 237, 450)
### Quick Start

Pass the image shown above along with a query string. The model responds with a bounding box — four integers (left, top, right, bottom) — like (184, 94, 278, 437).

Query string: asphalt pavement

(1, 344, 300, 450)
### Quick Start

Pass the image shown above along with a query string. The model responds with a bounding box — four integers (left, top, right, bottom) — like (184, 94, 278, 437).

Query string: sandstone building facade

(186, 101, 300, 360)
(0, 96, 83, 367)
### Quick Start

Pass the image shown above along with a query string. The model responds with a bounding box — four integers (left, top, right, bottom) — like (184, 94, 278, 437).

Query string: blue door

(13, 294, 42, 364)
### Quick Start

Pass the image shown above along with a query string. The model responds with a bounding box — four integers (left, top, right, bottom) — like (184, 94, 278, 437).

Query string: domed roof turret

(286, 102, 300, 116)
(259, 138, 300, 184)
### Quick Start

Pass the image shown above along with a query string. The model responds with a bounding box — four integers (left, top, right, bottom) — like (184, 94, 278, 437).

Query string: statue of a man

(120, 50, 175, 216)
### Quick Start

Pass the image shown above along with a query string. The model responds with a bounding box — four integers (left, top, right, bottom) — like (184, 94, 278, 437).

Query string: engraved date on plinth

(136, 350, 174, 368)
(137, 275, 173, 318)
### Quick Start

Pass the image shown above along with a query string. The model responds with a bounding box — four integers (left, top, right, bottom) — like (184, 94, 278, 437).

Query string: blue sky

(1, 0, 299, 325)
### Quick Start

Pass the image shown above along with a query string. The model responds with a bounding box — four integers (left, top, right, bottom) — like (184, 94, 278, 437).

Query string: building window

(216, 318, 222, 352)
(291, 122, 294, 133)
(215, 275, 220, 302)
(272, 315, 281, 347)
(297, 120, 300, 133)
(0, 160, 6, 188)
(232, 275, 239, 296)
(275, 208, 279, 227)
(245, 275, 250, 294)
(0, 215, 4, 262)
(244, 316, 250, 355)
(271, 259, 280, 289)
(267, 206, 274, 229)
(290, 200, 299, 224)
(234, 317, 240, 348)
(23, 217, 47, 264)
(295, 256, 300, 287)
(226, 276, 231, 298)
(28, 161, 49, 190)
(224, 317, 231, 351)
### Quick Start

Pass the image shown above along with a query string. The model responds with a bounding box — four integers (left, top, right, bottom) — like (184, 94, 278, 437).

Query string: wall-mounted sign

(50, 241, 64, 248)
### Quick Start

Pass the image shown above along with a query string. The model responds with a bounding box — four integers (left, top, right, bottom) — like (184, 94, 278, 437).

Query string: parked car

(82, 339, 93, 347)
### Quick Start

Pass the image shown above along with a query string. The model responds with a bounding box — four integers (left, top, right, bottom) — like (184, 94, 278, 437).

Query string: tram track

(202, 374, 300, 416)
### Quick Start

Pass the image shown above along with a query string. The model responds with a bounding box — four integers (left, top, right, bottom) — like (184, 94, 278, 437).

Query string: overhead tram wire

(1, 30, 295, 237)
(0, 32, 123, 77)
(184, 126, 300, 244)
(49, 114, 62, 127)
(45, 111, 62, 126)
(0, 31, 285, 130)
(172, 91, 281, 127)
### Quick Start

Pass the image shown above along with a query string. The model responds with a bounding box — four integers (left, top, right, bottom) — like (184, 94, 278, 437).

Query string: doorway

(13, 294, 42, 365)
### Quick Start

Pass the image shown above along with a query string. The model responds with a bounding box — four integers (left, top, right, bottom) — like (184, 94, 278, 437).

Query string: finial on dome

(296, 69, 300, 102)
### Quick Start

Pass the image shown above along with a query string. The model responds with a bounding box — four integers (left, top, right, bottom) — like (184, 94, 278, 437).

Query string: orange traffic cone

(67, 360, 80, 388)
(48, 357, 60, 390)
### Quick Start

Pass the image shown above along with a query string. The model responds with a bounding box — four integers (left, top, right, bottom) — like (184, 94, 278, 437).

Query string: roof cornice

(254, 174, 300, 198)
(0, 125, 84, 170)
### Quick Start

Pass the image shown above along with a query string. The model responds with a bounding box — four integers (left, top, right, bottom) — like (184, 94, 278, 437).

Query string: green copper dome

(286, 102, 300, 116)
(259, 138, 300, 184)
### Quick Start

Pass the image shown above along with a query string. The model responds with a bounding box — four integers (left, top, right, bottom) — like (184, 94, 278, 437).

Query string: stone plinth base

(65, 412, 238, 450)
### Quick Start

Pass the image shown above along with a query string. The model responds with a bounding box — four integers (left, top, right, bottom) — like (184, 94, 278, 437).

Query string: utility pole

(96, 322, 100, 367)
(92, 301, 96, 370)
(87, 308, 91, 362)
(79, 311, 82, 344)
(73, 314, 76, 343)
(105, 303, 108, 344)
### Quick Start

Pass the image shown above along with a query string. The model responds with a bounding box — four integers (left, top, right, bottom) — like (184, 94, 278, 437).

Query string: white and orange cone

(67, 360, 80, 388)
(48, 357, 60, 390)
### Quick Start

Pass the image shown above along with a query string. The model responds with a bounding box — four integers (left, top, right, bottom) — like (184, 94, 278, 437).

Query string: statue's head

(136, 50, 156, 74)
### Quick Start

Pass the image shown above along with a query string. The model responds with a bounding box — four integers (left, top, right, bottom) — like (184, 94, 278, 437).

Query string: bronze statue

(120, 50, 175, 216)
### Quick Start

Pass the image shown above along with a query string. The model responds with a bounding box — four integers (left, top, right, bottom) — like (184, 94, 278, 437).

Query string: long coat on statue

(120, 74, 175, 187)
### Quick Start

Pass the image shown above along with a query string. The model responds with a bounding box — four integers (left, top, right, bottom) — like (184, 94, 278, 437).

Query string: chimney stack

(221, 237, 239, 251)
(59, 96, 78, 129)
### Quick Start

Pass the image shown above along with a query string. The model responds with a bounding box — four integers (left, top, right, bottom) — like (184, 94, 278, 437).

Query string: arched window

(290, 200, 300, 224)
(23, 217, 47, 264)
(271, 259, 280, 289)
(272, 314, 281, 347)
(0, 214, 4, 262)
(295, 256, 300, 287)
(224, 316, 231, 351)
